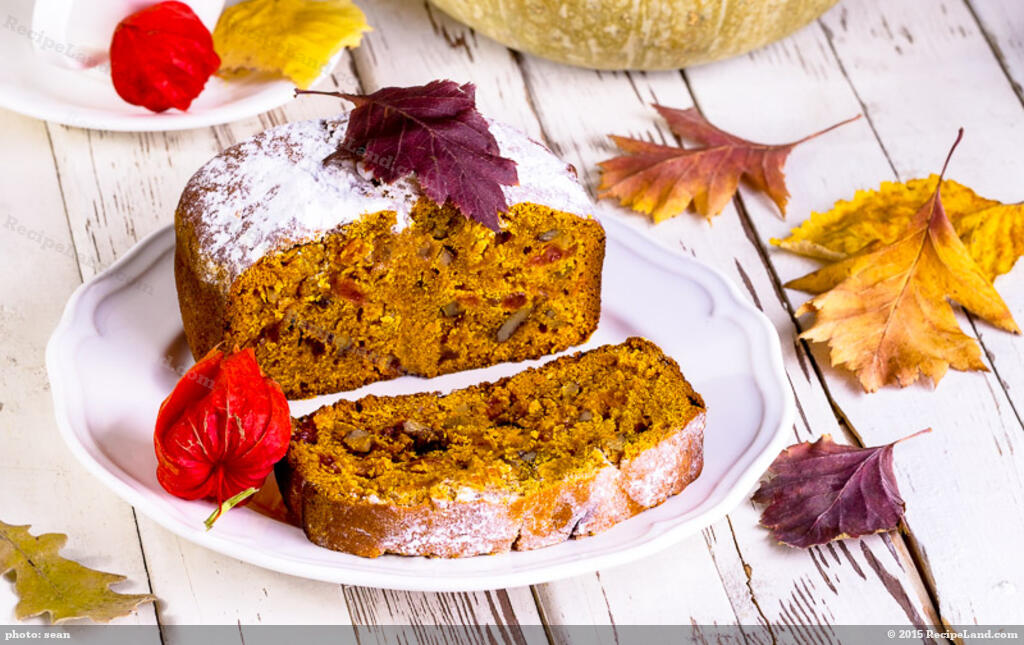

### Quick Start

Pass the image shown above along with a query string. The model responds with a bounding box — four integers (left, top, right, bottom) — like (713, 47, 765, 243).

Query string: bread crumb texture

(178, 199, 604, 398)
(277, 337, 706, 557)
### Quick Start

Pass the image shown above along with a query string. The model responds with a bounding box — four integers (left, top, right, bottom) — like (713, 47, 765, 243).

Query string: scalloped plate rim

(46, 214, 794, 591)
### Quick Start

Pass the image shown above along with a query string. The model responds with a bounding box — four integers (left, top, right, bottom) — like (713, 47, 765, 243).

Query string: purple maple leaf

(752, 430, 929, 548)
(302, 80, 518, 231)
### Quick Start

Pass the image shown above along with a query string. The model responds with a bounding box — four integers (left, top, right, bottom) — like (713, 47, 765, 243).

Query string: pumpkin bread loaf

(276, 337, 705, 558)
(175, 116, 604, 398)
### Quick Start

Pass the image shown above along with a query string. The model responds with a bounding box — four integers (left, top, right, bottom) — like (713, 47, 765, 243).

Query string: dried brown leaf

(0, 521, 155, 623)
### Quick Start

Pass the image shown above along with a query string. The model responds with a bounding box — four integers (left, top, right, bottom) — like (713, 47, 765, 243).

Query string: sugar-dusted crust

(176, 116, 594, 297)
(276, 338, 705, 557)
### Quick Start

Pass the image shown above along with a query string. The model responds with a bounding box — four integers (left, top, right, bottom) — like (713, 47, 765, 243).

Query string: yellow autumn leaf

(955, 201, 1024, 284)
(791, 173, 1020, 393)
(213, 0, 371, 89)
(772, 175, 1024, 282)
(0, 520, 155, 623)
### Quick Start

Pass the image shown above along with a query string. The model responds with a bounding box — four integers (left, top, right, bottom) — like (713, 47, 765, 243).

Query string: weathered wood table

(2, 0, 1023, 636)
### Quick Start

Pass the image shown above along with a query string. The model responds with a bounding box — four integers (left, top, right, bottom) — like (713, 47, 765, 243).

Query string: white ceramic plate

(0, 0, 304, 132)
(46, 215, 793, 591)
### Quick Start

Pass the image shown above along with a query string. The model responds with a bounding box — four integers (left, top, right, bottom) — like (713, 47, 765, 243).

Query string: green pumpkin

(429, 0, 838, 70)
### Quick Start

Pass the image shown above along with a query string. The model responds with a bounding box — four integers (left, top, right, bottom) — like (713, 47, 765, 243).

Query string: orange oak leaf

(597, 106, 859, 222)
(792, 130, 1020, 392)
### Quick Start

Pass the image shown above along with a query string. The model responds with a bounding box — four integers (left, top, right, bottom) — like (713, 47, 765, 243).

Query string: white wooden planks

(0, 109, 156, 633)
(2, 0, 1022, 631)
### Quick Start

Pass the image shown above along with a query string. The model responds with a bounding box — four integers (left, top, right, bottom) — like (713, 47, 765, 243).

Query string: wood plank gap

(955, 5, 1024, 437)
(733, 141, 950, 633)
(527, 586, 557, 645)
(737, 131, 950, 638)
(698, 529, 756, 643)
(962, 0, 1024, 108)
(43, 124, 85, 284)
(725, 517, 775, 642)
(814, 21, 900, 178)
(677, 68, 947, 631)
(672, 64, 941, 631)
(342, 54, 368, 94)
(130, 508, 167, 637)
(510, 50, 556, 151)
(676, 67, 863, 449)
(963, 313, 1024, 433)
(893, 521, 947, 632)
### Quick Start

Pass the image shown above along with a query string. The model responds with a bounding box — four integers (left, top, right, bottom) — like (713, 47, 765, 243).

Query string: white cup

(31, 0, 225, 70)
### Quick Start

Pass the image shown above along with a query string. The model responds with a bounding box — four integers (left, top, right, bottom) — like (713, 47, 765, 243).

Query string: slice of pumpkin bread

(276, 337, 705, 557)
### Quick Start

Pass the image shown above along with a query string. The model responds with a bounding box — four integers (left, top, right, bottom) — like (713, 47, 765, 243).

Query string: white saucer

(1, 0, 304, 131)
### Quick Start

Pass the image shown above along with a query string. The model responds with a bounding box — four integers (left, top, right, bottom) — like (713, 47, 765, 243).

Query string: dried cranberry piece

(294, 419, 319, 445)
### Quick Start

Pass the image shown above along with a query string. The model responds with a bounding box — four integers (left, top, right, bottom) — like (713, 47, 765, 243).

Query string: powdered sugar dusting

(378, 499, 518, 557)
(621, 413, 705, 507)
(177, 115, 594, 295)
(490, 120, 594, 220)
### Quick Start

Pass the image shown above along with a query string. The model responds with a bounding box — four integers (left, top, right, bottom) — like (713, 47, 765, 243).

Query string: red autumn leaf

(298, 80, 518, 231)
(598, 106, 859, 222)
(752, 430, 930, 548)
